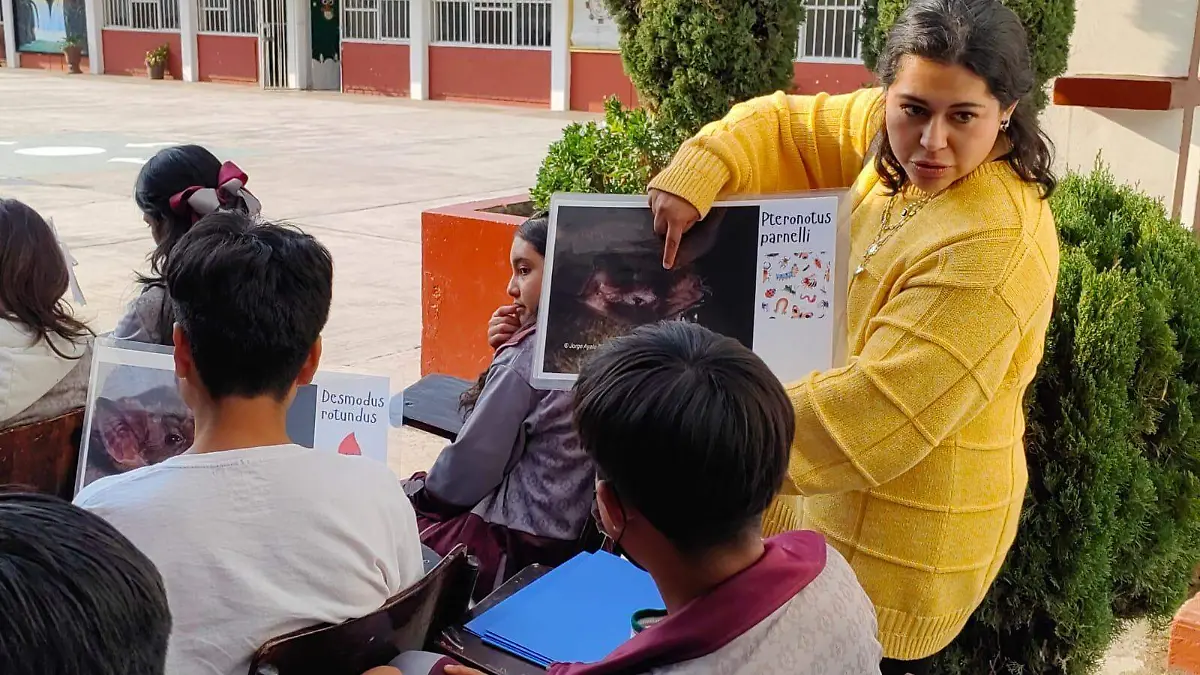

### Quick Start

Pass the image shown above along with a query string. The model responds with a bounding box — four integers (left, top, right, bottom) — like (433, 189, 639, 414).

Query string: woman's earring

(1000, 118, 1011, 132)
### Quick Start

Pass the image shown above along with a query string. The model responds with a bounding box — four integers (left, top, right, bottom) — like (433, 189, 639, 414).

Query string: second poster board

(532, 191, 850, 390)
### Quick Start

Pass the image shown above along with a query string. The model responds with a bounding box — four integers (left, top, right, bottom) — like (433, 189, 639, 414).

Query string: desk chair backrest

(248, 545, 478, 675)
(0, 409, 84, 500)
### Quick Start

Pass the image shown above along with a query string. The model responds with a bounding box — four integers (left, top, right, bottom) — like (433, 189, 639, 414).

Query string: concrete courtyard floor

(0, 70, 1177, 674)
(0, 69, 583, 479)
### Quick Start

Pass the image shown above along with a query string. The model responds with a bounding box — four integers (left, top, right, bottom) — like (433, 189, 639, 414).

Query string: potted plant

(145, 44, 169, 80)
(60, 35, 84, 74)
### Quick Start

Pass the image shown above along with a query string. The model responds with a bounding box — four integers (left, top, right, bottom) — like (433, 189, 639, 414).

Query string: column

(287, 0, 310, 89)
(84, 0, 104, 72)
(548, 0, 569, 111)
(1, 0, 17, 68)
(409, 0, 429, 100)
(179, 0, 198, 81)
(1182, 107, 1200, 232)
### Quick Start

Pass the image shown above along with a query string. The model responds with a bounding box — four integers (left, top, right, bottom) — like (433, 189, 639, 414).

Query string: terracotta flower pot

(148, 62, 165, 80)
(63, 45, 82, 74)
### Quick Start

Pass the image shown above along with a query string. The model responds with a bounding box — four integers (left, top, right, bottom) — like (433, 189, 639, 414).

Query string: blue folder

(464, 551, 666, 667)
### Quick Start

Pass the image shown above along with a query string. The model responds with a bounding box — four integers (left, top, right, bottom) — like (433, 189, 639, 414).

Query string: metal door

(258, 0, 289, 88)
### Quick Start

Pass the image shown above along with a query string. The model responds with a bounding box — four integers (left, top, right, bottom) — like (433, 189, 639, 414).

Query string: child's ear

(172, 324, 194, 382)
(297, 336, 323, 386)
(596, 480, 626, 537)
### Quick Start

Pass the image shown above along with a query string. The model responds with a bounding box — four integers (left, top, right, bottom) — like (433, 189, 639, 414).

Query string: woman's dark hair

(874, 0, 1056, 198)
(0, 199, 93, 358)
(134, 144, 252, 343)
(459, 212, 549, 415)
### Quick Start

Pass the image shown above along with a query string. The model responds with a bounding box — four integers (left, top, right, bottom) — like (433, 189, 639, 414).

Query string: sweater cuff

(647, 142, 732, 219)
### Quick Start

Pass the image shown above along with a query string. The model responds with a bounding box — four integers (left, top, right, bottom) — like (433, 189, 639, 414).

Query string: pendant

(854, 265, 865, 276)
(866, 243, 879, 255)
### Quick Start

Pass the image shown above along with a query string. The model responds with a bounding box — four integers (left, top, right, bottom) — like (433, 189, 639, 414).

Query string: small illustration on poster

(532, 192, 847, 390)
(759, 251, 831, 320)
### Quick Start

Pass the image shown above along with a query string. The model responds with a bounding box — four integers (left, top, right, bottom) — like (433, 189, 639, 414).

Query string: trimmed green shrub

(531, 0, 805, 207)
(530, 97, 678, 211)
(860, 0, 1076, 112)
(602, 0, 805, 140)
(932, 162, 1200, 674)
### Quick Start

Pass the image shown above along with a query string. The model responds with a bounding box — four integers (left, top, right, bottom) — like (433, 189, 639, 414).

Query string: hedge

(932, 162, 1200, 674)
(602, 0, 805, 139)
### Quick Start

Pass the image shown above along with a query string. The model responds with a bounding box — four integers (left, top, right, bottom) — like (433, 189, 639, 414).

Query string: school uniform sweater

(648, 87, 1059, 660)
(406, 325, 596, 598)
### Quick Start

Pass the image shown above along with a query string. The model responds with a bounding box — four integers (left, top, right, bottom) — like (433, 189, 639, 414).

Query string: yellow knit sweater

(649, 88, 1059, 660)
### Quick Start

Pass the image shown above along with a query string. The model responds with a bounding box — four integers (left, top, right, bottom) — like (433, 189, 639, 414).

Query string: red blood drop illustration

(338, 433, 362, 456)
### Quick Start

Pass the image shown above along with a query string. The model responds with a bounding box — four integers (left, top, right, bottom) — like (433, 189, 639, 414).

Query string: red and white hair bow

(168, 161, 262, 224)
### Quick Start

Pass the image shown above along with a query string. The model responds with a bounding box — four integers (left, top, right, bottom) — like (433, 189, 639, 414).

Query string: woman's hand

(649, 188, 702, 270)
(487, 305, 522, 350)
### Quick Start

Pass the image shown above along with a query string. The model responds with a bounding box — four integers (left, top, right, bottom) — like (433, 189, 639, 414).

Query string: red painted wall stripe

(341, 42, 410, 97)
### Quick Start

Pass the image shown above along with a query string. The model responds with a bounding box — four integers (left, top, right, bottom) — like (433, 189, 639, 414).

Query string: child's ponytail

(459, 370, 490, 416)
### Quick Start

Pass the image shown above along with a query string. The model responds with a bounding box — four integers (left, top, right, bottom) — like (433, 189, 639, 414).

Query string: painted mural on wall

(310, 0, 340, 90)
(570, 0, 619, 50)
(15, 0, 88, 54)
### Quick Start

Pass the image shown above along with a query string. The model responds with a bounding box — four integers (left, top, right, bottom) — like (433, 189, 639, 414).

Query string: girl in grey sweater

(405, 215, 597, 598)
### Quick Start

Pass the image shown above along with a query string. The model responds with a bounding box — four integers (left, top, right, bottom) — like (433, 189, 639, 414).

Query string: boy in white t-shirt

(75, 212, 424, 675)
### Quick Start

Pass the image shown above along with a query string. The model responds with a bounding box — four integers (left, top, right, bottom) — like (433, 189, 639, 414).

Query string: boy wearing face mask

(393, 322, 881, 675)
(549, 321, 882, 675)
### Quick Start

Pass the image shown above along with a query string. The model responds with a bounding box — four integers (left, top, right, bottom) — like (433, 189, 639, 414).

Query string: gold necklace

(854, 191, 937, 277)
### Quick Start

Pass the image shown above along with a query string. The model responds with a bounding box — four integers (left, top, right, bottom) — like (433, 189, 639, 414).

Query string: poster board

(569, 0, 620, 50)
(76, 338, 392, 494)
(532, 191, 850, 390)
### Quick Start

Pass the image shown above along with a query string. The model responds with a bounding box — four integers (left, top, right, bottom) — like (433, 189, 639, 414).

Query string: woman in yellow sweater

(647, 0, 1058, 671)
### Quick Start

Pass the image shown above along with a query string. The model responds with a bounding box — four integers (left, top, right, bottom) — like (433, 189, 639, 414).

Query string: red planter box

(421, 194, 534, 380)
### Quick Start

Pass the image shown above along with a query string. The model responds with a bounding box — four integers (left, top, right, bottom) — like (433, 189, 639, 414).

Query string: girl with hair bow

(115, 145, 262, 346)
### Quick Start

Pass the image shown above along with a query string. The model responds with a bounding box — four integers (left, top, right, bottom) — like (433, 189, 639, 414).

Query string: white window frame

(104, 0, 181, 31)
(430, 0, 552, 50)
(197, 0, 259, 36)
(796, 0, 864, 65)
(341, 0, 411, 43)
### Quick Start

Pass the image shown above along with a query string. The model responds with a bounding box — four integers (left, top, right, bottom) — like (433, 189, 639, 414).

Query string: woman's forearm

(648, 88, 884, 216)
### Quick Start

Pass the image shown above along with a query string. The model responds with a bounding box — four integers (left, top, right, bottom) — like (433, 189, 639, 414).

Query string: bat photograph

(539, 200, 759, 378)
(80, 361, 194, 490)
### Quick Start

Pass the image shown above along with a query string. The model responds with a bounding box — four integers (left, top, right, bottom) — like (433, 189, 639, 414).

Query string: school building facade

(0, 0, 873, 107)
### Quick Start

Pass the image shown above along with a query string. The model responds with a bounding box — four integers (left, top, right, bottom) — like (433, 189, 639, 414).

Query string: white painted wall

(1042, 0, 1199, 228)
(1043, 107, 1184, 203)
(1064, 0, 1198, 78)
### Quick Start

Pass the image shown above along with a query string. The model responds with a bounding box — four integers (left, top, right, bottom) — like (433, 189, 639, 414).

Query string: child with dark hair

(0, 198, 94, 430)
(405, 213, 597, 599)
(554, 321, 881, 674)
(115, 144, 261, 345)
(76, 212, 423, 675)
(0, 491, 172, 675)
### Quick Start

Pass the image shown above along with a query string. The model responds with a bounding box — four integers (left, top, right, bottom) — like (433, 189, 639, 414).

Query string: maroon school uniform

(549, 531, 882, 675)
(405, 325, 596, 599)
